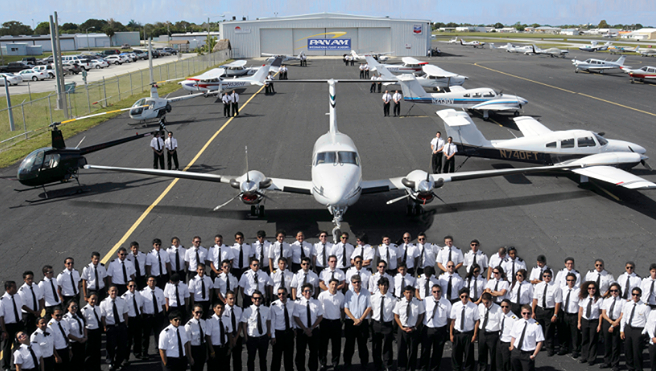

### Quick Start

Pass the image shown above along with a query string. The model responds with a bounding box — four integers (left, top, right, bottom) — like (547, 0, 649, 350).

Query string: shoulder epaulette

(165, 328, 170, 332)
(100, 263, 105, 266)
(517, 258, 524, 262)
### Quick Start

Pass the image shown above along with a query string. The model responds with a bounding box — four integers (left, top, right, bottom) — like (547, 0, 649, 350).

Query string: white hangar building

(220, 13, 432, 58)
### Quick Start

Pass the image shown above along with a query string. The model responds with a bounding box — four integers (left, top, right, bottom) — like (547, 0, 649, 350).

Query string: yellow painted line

(473, 63, 656, 118)
(100, 85, 267, 264)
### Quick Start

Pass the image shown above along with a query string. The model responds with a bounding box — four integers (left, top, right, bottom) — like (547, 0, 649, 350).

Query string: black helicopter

(15, 122, 156, 197)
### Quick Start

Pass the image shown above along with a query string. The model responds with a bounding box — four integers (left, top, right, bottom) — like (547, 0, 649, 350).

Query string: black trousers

(153, 152, 164, 169)
(420, 325, 447, 371)
(155, 274, 169, 291)
(479, 330, 499, 371)
(54, 348, 70, 371)
(320, 319, 342, 367)
(558, 312, 580, 355)
(106, 323, 128, 368)
(23, 312, 38, 335)
(373, 321, 394, 369)
(397, 327, 420, 371)
(223, 103, 231, 117)
(344, 319, 369, 366)
(365, 71, 369, 78)
(602, 321, 621, 368)
(85, 328, 102, 371)
(496, 340, 511, 371)
(296, 328, 320, 371)
(43, 355, 55, 371)
(232, 102, 239, 116)
(370, 83, 376, 93)
(360, 70, 365, 79)
(394, 102, 401, 116)
(649, 344, 656, 371)
(510, 349, 535, 371)
(163, 356, 187, 371)
(208, 344, 229, 370)
(535, 307, 556, 354)
(142, 313, 165, 355)
(383, 102, 390, 116)
(431, 152, 443, 174)
(452, 330, 475, 371)
(580, 317, 599, 364)
(190, 345, 207, 371)
(70, 341, 85, 370)
(624, 326, 645, 371)
(2, 322, 23, 369)
(443, 156, 455, 173)
(127, 315, 143, 356)
(272, 329, 295, 371)
(228, 335, 243, 371)
(247, 335, 269, 371)
(377, 83, 382, 93)
(167, 150, 179, 170)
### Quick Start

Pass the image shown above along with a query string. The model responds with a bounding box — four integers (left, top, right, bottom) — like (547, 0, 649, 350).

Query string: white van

(61, 56, 91, 71)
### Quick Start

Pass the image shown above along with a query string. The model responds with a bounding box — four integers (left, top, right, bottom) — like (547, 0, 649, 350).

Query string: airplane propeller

(386, 194, 411, 205)
(628, 146, 653, 170)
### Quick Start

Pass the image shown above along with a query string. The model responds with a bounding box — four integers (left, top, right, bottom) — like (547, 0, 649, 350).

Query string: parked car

(121, 43, 131, 49)
(21, 57, 38, 66)
(63, 62, 85, 75)
(61, 56, 91, 71)
(0, 73, 22, 86)
(89, 59, 109, 69)
(32, 65, 55, 78)
(133, 50, 148, 60)
(150, 50, 161, 58)
(105, 55, 123, 65)
(0, 62, 32, 73)
(39, 56, 54, 64)
(119, 52, 136, 62)
(100, 49, 121, 57)
(163, 47, 178, 55)
(17, 69, 48, 81)
(156, 48, 171, 56)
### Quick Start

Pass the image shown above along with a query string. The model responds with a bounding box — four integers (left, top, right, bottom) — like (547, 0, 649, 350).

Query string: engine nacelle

(229, 170, 270, 205)
(402, 170, 444, 205)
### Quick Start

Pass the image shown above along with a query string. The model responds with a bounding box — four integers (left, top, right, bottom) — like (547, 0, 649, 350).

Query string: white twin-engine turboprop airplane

(396, 74, 528, 120)
(84, 81, 646, 240)
(365, 56, 467, 90)
(438, 109, 655, 189)
(572, 55, 628, 73)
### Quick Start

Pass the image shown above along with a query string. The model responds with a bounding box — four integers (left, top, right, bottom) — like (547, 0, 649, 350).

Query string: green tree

(34, 21, 50, 35)
(126, 19, 142, 30)
(79, 19, 108, 32)
(598, 20, 609, 28)
(0, 21, 33, 36)
(494, 22, 504, 28)
(206, 35, 217, 53)
(514, 22, 526, 31)
(61, 22, 78, 31)
(103, 25, 115, 39)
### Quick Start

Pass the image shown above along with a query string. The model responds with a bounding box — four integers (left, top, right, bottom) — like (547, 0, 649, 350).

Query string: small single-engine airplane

(638, 48, 656, 57)
(438, 109, 655, 189)
(397, 74, 527, 120)
(366, 56, 467, 90)
(578, 41, 612, 52)
(460, 39, 486, 48)
(179, 56, 282, 93)
(531, 45, 569, 58)
(84, 80, 629, 240)
(366, 57, 427, 74)
(350, 50, 390, 62)
(621, 66, 656, 84)
(222, 60, 257, 77)
(489, 43, 512, 50)
(505, 43, 534, 54)
(447, 37, 459, 44)
(263, 51, 305, 64)
(572, 55, 628, 73)
(608, 45, 640, 55)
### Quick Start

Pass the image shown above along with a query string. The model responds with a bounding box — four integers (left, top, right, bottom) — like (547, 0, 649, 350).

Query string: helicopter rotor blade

(59, 106, 146, 124)
(75, 136, 86, 149)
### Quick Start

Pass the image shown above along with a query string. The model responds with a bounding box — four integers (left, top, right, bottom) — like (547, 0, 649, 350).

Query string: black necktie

(330, 271, 335, 282)
(494, 280, 499, 293)
(230, 307, 237, 335)
(201, 277, 206, 299)
(133, 294, 140, 316)
(175, 284, 181, 307)
(219, 317, 226, 344)
(517, 321, 527, 350)
(122, 261, 128, 283)
(28, 345, 38, 367)
(501, 316, 505, 335)
(406, 300, 412, 326)
(342, 245, 347, 267)
(176, 248, 181, 271)
(511, 261, 516, 278)
(58, 322, 68, 344)
(152, 290, 159, 315)
(473, 278, 478, 300)
(158, 252, 163, 276)
(239, 245, 244, 268)
(195, 249, 201, 270)
(112, 299, 121, 324)
(92, 307, 101, 326)
(432, 300, 439, 321)
(403, 244, 408, 264)
(460, 305, 465, 330)
(447, 276, 453, 299)
(624, 276, 630, 299)
(596, 273, 601, 291)
(303, 273, 308, 286)
(483, 307, 489, 330)
(401, 277, 406, 294)
(198, 320, 205, 344)
(49, 279, 58, 303)
(650, 280, 655, 304)
(586, 298, 592, 318)
(300, 242, 306, 259)
(11, 295, 19, 323)
(226, 274, 231, 291)
(176, 328, 184, 358)
(306, 301, 312, 328)
(93, 265, 100, 289)
(256, 307, 263, 334)
(278, 243, 283, 265)
(565, 289, 571, 313)
(447, 248, 452, 265)
(629, 303, 636, 325)
(380, 296, 385, 321)
(516, 283, 521, 304)
(133, 256, 141, 278)
(542, 283, 548, 308)
(420, 245, 425, 267)
(73, 315, 82, 336)
(30, 286, 37, 311)
(424, 277, 430, 298)
(70, 272, 77, 296)
(254, 272, 260, 291)
(284, 302, 290, 330)
(385, 246, 390, 265)
(609, 298, 616, 320)
(322, 244, 327, 267)
(473, 253, 477, 266)
(156, 138, 161, 151)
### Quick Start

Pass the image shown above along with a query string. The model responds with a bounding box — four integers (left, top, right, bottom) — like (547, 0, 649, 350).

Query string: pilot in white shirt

(253, 231, 272, 272)
(585, 259, 615, 296)
(150, 133, 165, 169)
(393, 285, 425, 371)
(509, 306, 545, 369)
(477, 293, 504, 371)
(332, 233, 355, 271)
(80, 252, 107, 298)
(436, 236, 464, 272)
(158, 313, 192, 368)
(463, 240, 488, 273)
(185, 237, 209, 280)
(164, 131, 179, 170)
(290, 232, 315, 273)
(420, 282, 451, 371)
(291, 258, 320, 299)
(377, 236, 399, 274)
(208, 235, 233, 277)
(414, 234, 437, 275)
(319, 256, 346, 292)
(268, 232, 292, 273)
(397, 233, 418, 273)
(313, 232, 333, 271)
(393, 264, 416, 299)
(616, 261, 641, 300)
(167, 238, 187, 279)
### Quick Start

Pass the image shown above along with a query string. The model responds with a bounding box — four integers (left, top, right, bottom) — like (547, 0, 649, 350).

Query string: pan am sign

(307, 38, 351, 50)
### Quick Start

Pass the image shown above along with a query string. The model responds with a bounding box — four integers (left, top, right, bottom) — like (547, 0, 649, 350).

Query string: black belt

(538, 306, 555, 310)
(520, 350, 534, 354)
(454, 330, 474, 334)
(106, 322, 125, 327)
(627, 325, 645, 330)
(323, 318, 340, 322)
(373, 320, 393, 325)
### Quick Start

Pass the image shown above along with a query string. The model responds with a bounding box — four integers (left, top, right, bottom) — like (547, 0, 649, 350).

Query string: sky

(4, 0, 655, 28)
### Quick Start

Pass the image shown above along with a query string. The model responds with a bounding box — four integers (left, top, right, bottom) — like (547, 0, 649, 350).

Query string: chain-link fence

(0, 50, 230, 149)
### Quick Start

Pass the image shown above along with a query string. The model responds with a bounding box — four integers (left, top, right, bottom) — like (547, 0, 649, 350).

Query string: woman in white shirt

(464, 264, 487, 304)
(600, 282, 624, 370)
(13, 330, 43, 371)
(63, 301, 87, 370)
(578, 281, 603, 366)
(509, 269, 533, 315)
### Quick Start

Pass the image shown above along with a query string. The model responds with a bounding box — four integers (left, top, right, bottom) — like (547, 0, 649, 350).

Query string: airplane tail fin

(460, 39, 464, 45)
(366, 56, 396, 80)
(616, 55, 627, 66)
(490, 43, 496, 49)
(397, 75, 430, 102)
(328, 79, 338, 141)
(437, 109, 492, 147)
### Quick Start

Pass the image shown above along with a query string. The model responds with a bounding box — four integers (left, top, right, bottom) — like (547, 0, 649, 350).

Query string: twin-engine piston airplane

(505, 43, 534, 54)
(608, 45, 640, 55)
(621, 66, 656, 84)
(365, 56, 467, 90)
(578, 41, 612, 52)
(350, 50, 390, 62)
(179, 57, 283, 93)
(439, 109, 655, 189)
(639, 49, 656, 57)
(531, 45, 569, 58)
(84, 80, 639, 240)
(572, 55, 627, 73)
(460, 39, 486, 48)
(262, 51, 305, 64)
(366, 57, 427, 74)
(396, 74, 528, 120)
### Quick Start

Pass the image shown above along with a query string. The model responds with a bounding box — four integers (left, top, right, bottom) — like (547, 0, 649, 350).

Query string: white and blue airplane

(365, 56, 467, 90)
(396, 74, 528, 120)
(85, 81, 642, 240)
(179, 57, 282, 93)
(572, 55, 627, 73)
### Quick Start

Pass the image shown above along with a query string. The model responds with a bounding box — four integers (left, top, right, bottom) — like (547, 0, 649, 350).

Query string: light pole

(86, 28, 92, 51)
(3, 75, 14, 131)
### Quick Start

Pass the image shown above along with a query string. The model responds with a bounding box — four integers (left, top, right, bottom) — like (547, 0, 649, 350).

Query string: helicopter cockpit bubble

(17, 148, 46, 181)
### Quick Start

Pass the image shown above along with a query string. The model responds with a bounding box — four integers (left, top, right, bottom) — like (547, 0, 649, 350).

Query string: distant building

(1, 43, 43, 56)
(622, 28, 656, 40)
(455, 26, 477, 32)
(75, 33, 111, 49)
(165, 32, 222, 49)
(527, 26, 561, 34)
(0, 35, 76, 52)
(560, 29, 581, 36)
(498, 27, 519, 33)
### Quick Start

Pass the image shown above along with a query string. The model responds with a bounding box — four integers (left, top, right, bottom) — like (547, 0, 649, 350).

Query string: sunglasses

(501, 305, 510, 308)
(433, 290, 441, 293)
(632, 293, 641, 297)
(252, 297, 262, 301)
(277, 293, 286, 296)
(54, 314, 63, 318)
(493, 271, 500, 275)
(609, 289, 619, 293)
(403, 237, 410, 240)
(193, 240, 201, 243)
(447, 265, 454, 268)
(626, 266, 635, 270)
(516, 274, 523, 277)
(543, 275, 552, 278)
(341, 237, 348, 240)
(194, 311, 203, 314)
(127, 285, 136, 288)
(352, 281, 361, 284)
(460, 295, 469, 299)
(587, 287, 596, 291)
(471, 243, 479, 246)
(595, 264, 603, 267)
(521, 312, 531, 316)
(418, 238, 425, 241)
(301, 263, 309, 266)
(566, 279, 575, 282)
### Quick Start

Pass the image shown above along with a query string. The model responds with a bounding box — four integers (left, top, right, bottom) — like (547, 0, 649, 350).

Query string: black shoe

(579, 359, 587, 363)
(599, 364, 611, 369)
(572, 352, 580, 358)
(547, 352, 554, 357)
(557, 349, 568, 356)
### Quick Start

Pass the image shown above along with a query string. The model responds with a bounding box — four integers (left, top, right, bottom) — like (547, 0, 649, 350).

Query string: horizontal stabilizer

(512, 116, 552, 137)
(437, 109, 491, 147)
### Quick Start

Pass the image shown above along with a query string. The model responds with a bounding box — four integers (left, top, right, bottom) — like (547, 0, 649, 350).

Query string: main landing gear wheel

(575, 69, 579, 73)
(406, 203, 422, 216)
(250, 205, 265, 218)
(514, 111, 520, 116)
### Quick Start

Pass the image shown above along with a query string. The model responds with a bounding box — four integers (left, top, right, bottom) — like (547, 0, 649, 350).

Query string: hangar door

(260, 29, 293, 56)
(358, 28, 392, 55)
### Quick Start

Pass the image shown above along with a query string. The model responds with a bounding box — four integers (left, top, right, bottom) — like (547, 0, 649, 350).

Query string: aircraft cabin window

(561, 138, 575, 148)
(338, 151, 360, 166)
(483, 92, 494, 97)
(594, 134, 608, 146)
(577, 137, 596, 147)
(43, 154, 61, 169)
(315, 152, 336, 166)
(473, 93, 481, 97)
(463, 94, 470, 97)
(546, 142, 557, 148)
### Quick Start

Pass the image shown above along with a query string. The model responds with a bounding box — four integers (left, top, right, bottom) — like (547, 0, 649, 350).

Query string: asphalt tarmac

(1, 42, 656, 370)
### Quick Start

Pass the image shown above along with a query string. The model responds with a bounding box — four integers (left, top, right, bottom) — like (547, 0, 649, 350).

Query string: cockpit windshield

(17, 149, 45, 180)
(594, 133, 608, 146)
(314, 151, 360, 166)
(130, 98, 147, 115)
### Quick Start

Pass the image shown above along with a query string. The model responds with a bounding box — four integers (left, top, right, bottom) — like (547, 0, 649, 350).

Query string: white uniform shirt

(620, 301, 650, 331)
(107, 258, 137, 284)
(141, 286, 166, 315)
(641, 276, 656, 306)
(415, 243, 437, 269)
(18, 283, 43, 313)
(351, 244, 376, 266)
(121, 290, 144, 317)
(464, 275, 487, 301)
(222, 94, 232, 105)
(47, 318, 69, 350)
(158, 324, 189, 357)
(450, 301, 480, 331)
(189, 275, 213, 302)
(508, 281, 533, 305)
(394, 297, 425, 327)
(393, 274, 416, 298)
(252, 240, 271, 269)
(30, 327, 54, 357)
(231, 243, 254, 270)
(500, 311, 519, 342)
(224, 304, 243, 336)
(231, 92, 239, 103)
(165, 137, 178, 151)
(239, 269, 272, 296)
(167, 246, 187, 272)
(208, 244, 234, 270)
(146, 249, 170, 277)
(485, 278, 510, 303)
(241, 304, 271, 337)
(127, 251, 148, 278)
(291, 270, 320, 294)
(81, 304, 102, 330)
(318, 290, 344, 320)
(319, 268, 346, 286)
(100, 297, 129, 325)
(438, 272, 464, 301)
(80, 263, 107, 291)
(533, 281, 563, 309)
(436, 246, 464, 269)
(207, 313, 232, 346)
(488, 253, 506, 271)
(617, 272, 642, 300)
(392, 92, 402, 103)
(382, 93, 391, 103)
(163, 282, 190, 307)
(39, 277, 61, 307)
(213, 273, 238, 297)
(291, 241, 314, 265)
(586, 270, 616, 295)
(500, 258, 527, 280)
(371, 292, 396, 322)
(602, 296, 625, 321)
(184, 318, 208, 346)
(430, 137, 445, 154)
(332, 242, 355, 270)
(270, 299, 296, 333)
(415, 274, 440, 300)
(63, 312, 85, 340)
(345, 268, 372, 291)
(313, 242, 333, 269)
(443, 143, 457, 157)
(150, 137, 164, 151)
(397, 243, 418, 269)
(579, 296, 604, 320)
(464, 250, 489, 272)
(268, 242, 292, 265)
(510, 318, 545, 351)
(13, 343, 42, 369)
(376, 244, 399, 270)
(645, 310, 656, 344)
(57, 268, 81, 296)
(1, 292, 23, 324)
(560, 287, 581, 314)
(270, 269, 293, 295)
(423, 296, 451, 328)
(478, 302, 504, 332)
(554, 268, 581, 289)
(529, 265, 549, 286)
(368, 272, 395, 296)
(293, 297, 323, 328)
(184, 246, 208, 272)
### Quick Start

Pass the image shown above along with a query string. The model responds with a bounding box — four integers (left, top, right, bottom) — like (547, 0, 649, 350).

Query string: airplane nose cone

(323, 187, 348, 206)
(632, 144, 647, 154)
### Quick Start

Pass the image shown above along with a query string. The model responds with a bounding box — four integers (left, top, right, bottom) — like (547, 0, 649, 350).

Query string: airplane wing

(224, 60, 247, 68)
(422, 65, 458, 78)
(402, 57, 427, 65)
(570, 166, 656, 189)
(191, 68, 226, 80)
(168, 92, 207, 102)
(512, 116, 553, 137)
(448, 86, 466, 92)
(470, 100, 521, 111)
(267, 178, 314, 194)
